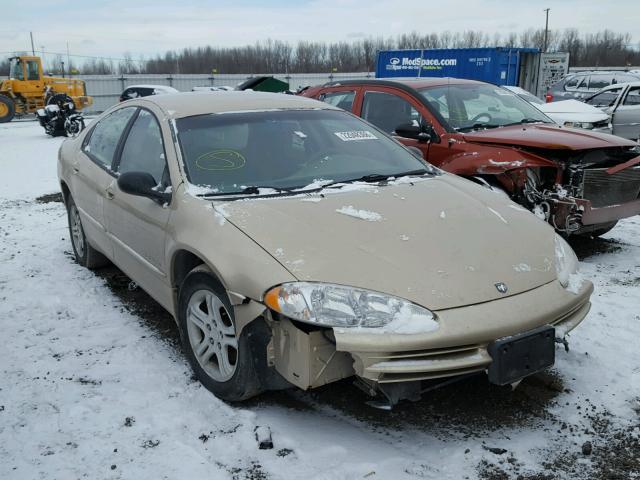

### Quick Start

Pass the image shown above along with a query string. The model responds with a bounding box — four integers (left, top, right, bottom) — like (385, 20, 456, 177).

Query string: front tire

(66, 196, 109, 269)
(0, 95, 15, 123)
(178, 267, 264, 402)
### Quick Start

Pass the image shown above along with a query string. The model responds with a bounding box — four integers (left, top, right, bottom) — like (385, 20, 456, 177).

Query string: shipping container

(376, 48, 569, 97)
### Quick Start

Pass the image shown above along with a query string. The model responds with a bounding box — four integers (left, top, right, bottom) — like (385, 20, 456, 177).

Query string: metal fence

(76, 72, 374, 113)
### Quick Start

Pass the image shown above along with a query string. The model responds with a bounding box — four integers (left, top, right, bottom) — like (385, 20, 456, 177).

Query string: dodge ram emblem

(495, 282, 508, 294)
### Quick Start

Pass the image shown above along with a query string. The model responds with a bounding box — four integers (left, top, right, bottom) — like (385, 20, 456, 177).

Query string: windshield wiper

(197, 185, 300, 197)
(322, 169, 433, 189)
(501, 118, 545, 127)
(457, 123, 502, 133)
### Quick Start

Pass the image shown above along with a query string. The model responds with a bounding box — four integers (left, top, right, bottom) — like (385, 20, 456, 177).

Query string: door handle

(72, 166, 79, 175)
(105, 188, 114, 200)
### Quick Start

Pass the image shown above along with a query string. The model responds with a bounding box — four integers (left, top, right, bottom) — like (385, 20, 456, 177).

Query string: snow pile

(336, 206, 382, 222)
(513, 263, 532, 272)
(566, 271, 586, 294)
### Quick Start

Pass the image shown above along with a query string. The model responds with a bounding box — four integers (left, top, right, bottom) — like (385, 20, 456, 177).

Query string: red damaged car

(301, 79, 640, 236)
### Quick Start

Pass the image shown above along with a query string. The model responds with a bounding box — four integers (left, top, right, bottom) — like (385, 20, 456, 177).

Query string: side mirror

(117, 171, 171, 204)
(394, 122, 437, 143)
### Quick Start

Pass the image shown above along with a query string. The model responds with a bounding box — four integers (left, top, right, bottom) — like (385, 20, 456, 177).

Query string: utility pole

(29, 31, 35, 55)
(543, 8, 550, 53)
(66, 42, 71, 71)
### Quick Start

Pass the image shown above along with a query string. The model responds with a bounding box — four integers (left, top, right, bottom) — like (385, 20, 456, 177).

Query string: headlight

(264, 282, 437, 333)
(554, 234, 579, 287)
(563, 121, 595, 130)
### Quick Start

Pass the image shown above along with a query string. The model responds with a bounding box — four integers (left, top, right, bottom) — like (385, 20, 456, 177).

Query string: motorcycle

(36, 94, 86, 138)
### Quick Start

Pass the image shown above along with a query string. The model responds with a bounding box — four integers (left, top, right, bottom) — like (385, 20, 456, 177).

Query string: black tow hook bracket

(555, 336, 570, 352)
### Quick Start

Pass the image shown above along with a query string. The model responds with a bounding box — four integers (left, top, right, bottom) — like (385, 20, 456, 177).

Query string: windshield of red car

(419, 84, 553, 132)
(176, 109, 435, 196)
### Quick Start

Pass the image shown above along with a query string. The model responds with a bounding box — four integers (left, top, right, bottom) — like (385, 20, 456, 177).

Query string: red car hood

(462, 123, 635, 150)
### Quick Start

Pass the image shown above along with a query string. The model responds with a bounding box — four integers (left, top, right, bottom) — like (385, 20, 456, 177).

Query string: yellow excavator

(0, 55, 93, 123)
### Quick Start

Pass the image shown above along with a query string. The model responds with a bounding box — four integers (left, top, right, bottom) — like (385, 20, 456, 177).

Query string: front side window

(26, 61, 40, 80)
(564, 75, 583, 90)
(176, 109, 433, 195)
(84, 107, 137, 168)
(320, 91, 356, 111)
(623, 87, 640, 106)
(419, 84, 552, 132)
(117, 110, 167, 184)
(361, 91, 421, 134)
(9, 58, 24, 80)
(586, 88, 622, 107)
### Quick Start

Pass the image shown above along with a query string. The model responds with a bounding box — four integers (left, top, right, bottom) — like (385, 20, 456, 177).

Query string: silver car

(57, 92, 592, 407)
(547, 71, 640, 102)
(585, 82, 640, 141)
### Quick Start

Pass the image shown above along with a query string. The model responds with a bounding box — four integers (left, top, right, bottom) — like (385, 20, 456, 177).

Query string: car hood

(536, 100, 610, 123)
(213, 175, 557, 311)
(462, 123, 634, 150)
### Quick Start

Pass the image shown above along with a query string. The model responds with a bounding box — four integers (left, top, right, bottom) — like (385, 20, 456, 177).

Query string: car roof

(569, 70, 640, 77)
(598, 81, 640, 91)
(322, 77, 486, 89)
(137, 91, 336, 118)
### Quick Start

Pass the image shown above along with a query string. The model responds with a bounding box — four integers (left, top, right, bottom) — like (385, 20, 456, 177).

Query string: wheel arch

(60, 180, 71, 205)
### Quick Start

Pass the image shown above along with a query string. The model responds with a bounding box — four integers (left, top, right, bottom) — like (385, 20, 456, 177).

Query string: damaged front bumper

(334, 280, 592, 386)
(266, 279, 592, 406)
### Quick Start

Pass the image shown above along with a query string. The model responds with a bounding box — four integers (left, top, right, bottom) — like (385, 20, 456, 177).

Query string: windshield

(9, 58, 24, 80)
(419, 84, 552, 132)
(176, 109, 434, 196)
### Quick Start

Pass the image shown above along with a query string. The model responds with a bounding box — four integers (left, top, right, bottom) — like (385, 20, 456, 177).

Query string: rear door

(71, 107, 138, 259)
(358, 86, 440, 161)
(612, 85, 640, 140)
(316, 86, 361, 113)
(104, 107, 174, 309)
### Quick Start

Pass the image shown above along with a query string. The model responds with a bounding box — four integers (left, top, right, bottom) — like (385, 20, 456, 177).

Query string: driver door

(104, 107, 174, 310)
(612, 86, 640, 140)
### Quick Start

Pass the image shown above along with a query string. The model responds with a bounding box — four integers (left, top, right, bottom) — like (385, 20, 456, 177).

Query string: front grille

(365, 345, 492, 383)
(581, 166, 640, 208)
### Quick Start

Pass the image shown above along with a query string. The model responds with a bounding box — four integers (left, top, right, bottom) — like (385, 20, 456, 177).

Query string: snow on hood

(537, 99, 607, 116)
(212, 175, 557, 311)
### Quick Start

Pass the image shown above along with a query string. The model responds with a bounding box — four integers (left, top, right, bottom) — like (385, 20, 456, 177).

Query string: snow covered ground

(0, 120, 638, 479)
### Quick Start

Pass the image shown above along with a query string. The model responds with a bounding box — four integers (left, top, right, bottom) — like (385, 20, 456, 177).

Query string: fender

(438, 144, 563, 195)
(439, 144, 558, 177)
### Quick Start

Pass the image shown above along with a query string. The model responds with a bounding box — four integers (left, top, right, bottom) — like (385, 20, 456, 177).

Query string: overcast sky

(2, 0, 638, 62)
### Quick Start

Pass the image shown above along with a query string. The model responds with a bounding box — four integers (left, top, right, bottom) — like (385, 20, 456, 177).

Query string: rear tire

(177, 267, 264, 402)
(0, 95, 15, 123)
(66, 196, 109, 269)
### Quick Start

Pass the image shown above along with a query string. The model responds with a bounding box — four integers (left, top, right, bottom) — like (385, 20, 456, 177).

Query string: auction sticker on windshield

(334, 131, 378, 141)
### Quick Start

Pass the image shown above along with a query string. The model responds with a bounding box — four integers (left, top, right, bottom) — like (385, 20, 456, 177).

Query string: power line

(0, 50, 146, 64)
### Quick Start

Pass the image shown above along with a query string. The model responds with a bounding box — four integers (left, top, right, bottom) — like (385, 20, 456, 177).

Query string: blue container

(376, 47, 540, 86)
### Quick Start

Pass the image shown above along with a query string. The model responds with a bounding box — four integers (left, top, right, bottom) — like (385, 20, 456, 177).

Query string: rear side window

(623, 87, 640, 106)
(615, 74, 640, 84)
(362, 91, 421, 134)
(589, 75, 613, 90)
(320, 91, 356, 111)
(84, 107, 137, 168)
(117, 110, 167, 184)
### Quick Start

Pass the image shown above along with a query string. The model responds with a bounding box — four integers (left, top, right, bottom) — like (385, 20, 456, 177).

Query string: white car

(191, 86, 235, 92)
(119, 85, 179, 102)
(585, 82, 640, 141)
(503, 86, 611, 134)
